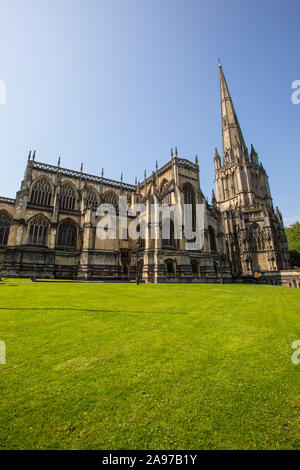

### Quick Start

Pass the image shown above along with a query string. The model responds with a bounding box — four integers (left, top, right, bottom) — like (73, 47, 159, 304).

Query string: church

(0, 65, 297, 285)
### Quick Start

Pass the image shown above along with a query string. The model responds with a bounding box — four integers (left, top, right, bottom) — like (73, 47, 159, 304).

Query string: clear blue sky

(0, 0, 299, 225)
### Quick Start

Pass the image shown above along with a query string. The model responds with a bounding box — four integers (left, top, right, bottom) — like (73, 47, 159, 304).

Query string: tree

(285, 222, 300, 268)
(285, 221, 300, 251)
(289, 250, 300, 268)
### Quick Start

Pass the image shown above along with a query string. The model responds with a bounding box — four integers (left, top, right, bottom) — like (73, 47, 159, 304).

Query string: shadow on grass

(0, 307, 188, 315)
(0, 285, 19, 287)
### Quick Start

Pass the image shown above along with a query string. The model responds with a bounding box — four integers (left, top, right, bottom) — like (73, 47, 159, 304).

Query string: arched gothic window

(0, 211, 11, 246)
(102, 191, 119, 210)
(160, 180, 172, 205)
(57, 220, 77, 248)
(208, 225, 217, 251)
(183, 183, 196, 236)
(162, 219, 176, 248)
(183, 184, 195, 206)
(86, 187, 99, 208)
(60, 184, 76, 210)
(30, 178, 52, 206)
(28, 216, 48, 246)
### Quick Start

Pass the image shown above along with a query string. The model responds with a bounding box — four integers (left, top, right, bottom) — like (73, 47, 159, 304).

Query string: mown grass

(0, 280, 299, 449)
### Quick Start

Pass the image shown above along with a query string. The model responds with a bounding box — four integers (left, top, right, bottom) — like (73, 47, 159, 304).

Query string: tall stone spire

(219, 63, 246, 162)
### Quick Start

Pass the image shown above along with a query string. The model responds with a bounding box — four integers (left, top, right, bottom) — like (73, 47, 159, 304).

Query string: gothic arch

(102, 190, 119, 210)
(165, 258, 176, 276)
(182, 182, 196, 200)
(0, 210, 12, 246)
(143, 184, 150, 198)
(57, 218, 78, 249)
(208, 225, 217, 251)
(160, 179, 172, 205)
(162, 219, 176, 248)
(86, 186, 99, 208)
(160, 178, 169, 194)
(183, 182, 196, 232)
(30, 176, 53, 206)
(27, 214, 50, 246)
(60, 181, 77, 210)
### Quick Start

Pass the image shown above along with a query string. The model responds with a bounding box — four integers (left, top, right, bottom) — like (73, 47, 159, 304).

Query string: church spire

(219, 63, 246, 163)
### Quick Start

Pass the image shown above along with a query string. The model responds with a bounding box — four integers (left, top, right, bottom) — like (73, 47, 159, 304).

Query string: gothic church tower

(214, 64, 290, 276)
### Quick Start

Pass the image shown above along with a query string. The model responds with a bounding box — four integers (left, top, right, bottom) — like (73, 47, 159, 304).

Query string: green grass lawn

(0, 280, 299, 450)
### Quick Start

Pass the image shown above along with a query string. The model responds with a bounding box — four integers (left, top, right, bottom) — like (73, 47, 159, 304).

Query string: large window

(28, 215, 48, 246)
(57, 220, 77, 248)
(183, 183, 196, 239)
(160, 180, 172, 205)
(208, 226, 217, 251)
(102, 191, 118, 210)
(162, 219, 176, 248)
(86, 187, 99, 208)
(60, 184, 76, 210)
(30, 178, 52, 206)
(0, 211, 11, 246)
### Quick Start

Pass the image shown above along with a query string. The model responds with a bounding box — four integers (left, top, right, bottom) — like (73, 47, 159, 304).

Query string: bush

(289, 249, 300, 268)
